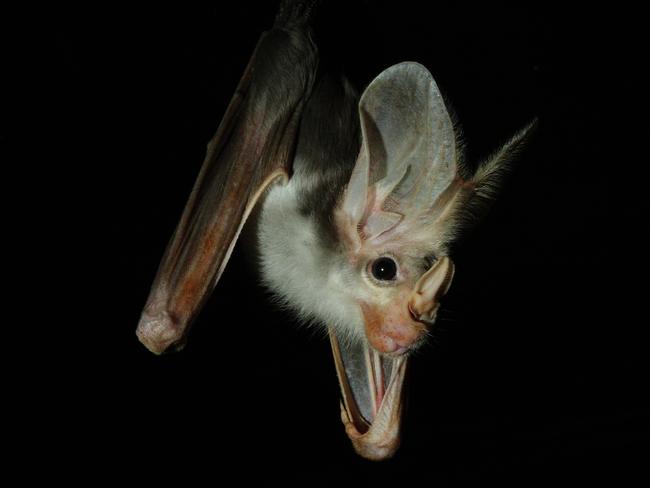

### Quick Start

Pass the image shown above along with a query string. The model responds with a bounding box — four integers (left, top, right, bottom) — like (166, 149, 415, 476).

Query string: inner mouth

(329, 329, 407, 459)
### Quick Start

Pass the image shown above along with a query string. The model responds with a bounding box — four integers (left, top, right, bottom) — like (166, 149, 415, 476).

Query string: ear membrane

(408, 256, 455, 324)
(339, 62, 458, 249)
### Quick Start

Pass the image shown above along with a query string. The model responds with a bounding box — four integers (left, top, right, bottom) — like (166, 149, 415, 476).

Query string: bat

(136, 0, 534, 460)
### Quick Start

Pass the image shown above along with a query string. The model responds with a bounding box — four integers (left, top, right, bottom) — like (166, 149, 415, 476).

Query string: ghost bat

(136, 0, 534, 460)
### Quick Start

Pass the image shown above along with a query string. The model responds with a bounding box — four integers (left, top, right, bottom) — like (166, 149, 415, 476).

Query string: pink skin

(360, 297, 427, 355)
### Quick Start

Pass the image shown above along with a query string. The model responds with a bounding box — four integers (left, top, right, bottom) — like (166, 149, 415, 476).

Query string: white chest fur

(258, 180, 365, 343)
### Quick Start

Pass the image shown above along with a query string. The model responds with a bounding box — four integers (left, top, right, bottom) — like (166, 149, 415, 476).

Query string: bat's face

(331, 228, 455, 356)
(348, 255, 433, 355)
(323, 231, 456, 461)
(323, 61, 463, 359)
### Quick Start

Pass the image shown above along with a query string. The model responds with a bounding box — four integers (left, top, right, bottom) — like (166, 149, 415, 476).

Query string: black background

(23, 1, 648, 483)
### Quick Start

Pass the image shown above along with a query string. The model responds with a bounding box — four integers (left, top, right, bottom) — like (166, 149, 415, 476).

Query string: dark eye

(371, 257, 398, 281)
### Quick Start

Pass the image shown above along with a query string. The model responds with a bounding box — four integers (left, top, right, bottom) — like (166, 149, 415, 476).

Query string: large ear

(339, 62, 458, 251)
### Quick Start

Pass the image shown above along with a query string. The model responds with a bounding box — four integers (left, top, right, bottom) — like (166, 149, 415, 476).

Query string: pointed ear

(471, 119, 538, 201)
(428, 119, 538, 248)
(339, 62, 457, 249)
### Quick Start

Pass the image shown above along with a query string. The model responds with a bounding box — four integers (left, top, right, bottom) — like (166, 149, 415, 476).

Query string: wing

(137, 1, 319, 354)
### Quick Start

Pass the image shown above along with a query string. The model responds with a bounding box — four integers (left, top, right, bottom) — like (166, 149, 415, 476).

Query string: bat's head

(330, 63, 534, 357)
(330, 62, 466, 356)
(260, 62, 534, 460)
(331, 62, 535, 459)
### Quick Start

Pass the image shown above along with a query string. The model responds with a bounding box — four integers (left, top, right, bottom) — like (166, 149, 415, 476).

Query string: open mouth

(329, 329, 408, 461)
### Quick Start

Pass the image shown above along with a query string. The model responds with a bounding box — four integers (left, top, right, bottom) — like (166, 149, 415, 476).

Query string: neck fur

(258, 180, 364, 344)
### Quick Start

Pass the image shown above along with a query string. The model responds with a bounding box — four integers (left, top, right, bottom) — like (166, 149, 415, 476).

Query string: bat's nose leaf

(409, 256, 455, 324)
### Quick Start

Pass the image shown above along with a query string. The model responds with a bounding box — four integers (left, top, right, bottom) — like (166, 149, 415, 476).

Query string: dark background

(25, 0, 647, 483)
